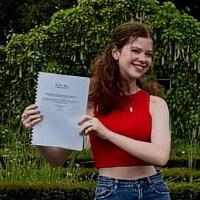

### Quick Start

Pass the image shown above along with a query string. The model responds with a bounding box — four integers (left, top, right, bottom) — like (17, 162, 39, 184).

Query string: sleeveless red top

(89, 90, 152, 169)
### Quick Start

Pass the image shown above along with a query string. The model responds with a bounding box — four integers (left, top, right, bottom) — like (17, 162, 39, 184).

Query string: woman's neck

(128, 81, 140, 95)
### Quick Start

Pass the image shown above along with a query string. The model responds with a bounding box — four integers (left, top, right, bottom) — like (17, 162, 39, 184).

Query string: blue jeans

(95, 171, 170, 200)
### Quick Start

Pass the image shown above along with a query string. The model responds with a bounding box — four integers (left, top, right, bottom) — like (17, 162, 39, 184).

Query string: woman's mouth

(132, 64, 146, 70)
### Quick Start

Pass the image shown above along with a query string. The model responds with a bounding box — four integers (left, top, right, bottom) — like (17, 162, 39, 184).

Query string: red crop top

(89, 90, 152, 169)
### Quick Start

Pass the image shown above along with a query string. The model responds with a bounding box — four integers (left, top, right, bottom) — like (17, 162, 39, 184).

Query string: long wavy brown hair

(89, 21, 165, 114)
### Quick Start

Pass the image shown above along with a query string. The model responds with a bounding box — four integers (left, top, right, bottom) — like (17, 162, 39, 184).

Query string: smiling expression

(112, 37, 153, 83)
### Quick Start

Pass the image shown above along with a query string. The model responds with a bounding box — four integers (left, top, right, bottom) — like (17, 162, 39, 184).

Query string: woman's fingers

(78, 115, 93, 125)
(23, 118, 33, 130)
(22, 110, 40, 121)
(21, 104, 43, 130)
(30, 117, 43, 126)
(23, 115, 42, 130)
(22, 105, 39, 118)
(83, 126, 94, 135)
(23, 104, 38, 113)
(22, 105, 36, 119)
(79, 116, 97, 135)
(28, 113, 43, 122)
(25, 104, 38, 110)
(26, 108, 40, 115)
(79, 120, 93, 135)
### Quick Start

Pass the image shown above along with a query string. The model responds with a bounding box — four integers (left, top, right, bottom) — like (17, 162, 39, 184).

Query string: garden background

(0, 0, 199, 199)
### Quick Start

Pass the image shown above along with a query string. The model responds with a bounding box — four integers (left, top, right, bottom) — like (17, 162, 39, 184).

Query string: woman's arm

(21, 104, 72, 166)
(38, 146, 72, 167)
(79, 96, 171, 166)
(106, 96, 170, 166)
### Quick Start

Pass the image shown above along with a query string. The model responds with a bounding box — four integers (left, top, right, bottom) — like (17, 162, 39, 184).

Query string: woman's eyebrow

(130, 46, 153, 52)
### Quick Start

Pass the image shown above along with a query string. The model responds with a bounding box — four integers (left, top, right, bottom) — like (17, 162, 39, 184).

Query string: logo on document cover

(55, 83, 69, 89)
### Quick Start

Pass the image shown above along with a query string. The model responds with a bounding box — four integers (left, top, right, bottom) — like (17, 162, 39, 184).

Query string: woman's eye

(145, 53, 153, 58)
(131, 49, 140, 53)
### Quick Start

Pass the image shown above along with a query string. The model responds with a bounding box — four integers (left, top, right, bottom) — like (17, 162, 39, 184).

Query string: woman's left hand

(78, 115, 110, 140)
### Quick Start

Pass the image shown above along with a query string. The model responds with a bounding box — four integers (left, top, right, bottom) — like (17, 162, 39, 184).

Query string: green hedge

(168, 182, 200, 200)
(2, 0, 199, 139)
(0, 181, 200, 200)
(162, 168, 200, 183)
(0, 181, 96, 200)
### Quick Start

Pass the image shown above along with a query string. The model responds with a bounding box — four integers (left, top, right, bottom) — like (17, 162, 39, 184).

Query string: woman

(22, 21, 171, 200)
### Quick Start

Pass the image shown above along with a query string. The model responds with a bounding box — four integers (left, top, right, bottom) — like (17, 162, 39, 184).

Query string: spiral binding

(31, 72, 41, 144)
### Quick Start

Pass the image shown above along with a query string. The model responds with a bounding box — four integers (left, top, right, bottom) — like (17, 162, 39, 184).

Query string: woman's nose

(137, 52, 146, 62)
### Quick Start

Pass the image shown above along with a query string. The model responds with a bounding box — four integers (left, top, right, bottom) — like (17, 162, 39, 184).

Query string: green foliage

(162, 168, 200, 183)
(17, 0, 75, 31)
(0, 181, 200, 200)
(0, 0, 75, 44)
(168, 182, 200, 200)
(0, 46, 8, 123)
(0, 181, 96, 200)
(1, 123, 199, 183)
(1, 0, 199, 159)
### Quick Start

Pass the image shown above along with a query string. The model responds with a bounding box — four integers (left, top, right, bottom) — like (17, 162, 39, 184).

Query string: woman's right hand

(21, 104, 43, 130)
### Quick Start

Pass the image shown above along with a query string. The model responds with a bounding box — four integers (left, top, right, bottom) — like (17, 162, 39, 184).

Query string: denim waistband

(97, 170, 163, 187)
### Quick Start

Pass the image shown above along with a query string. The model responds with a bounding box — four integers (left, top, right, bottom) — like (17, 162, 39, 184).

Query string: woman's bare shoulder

(150, 95, 166, 104)
(150, 95, 169, 114)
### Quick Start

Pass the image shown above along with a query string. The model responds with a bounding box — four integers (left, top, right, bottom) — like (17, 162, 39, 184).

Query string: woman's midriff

(98, 165, 157, 180)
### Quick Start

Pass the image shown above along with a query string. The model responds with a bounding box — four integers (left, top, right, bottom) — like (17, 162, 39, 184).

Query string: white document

(32, 72, 90, 151)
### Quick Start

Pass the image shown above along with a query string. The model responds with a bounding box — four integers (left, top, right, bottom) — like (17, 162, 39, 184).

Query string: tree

(3, 0, 199, 141)
(160, 0, 200, 20)
(0, 0, 77, 44)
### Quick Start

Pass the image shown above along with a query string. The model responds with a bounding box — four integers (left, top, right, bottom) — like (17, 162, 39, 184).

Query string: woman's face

(112, 37, 153, 82)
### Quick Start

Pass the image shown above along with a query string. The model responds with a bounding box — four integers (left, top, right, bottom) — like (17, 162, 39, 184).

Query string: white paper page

(32, 72, 90, 151)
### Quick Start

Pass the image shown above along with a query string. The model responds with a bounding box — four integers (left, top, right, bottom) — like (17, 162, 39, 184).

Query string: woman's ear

(112, 47, 120, 61)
